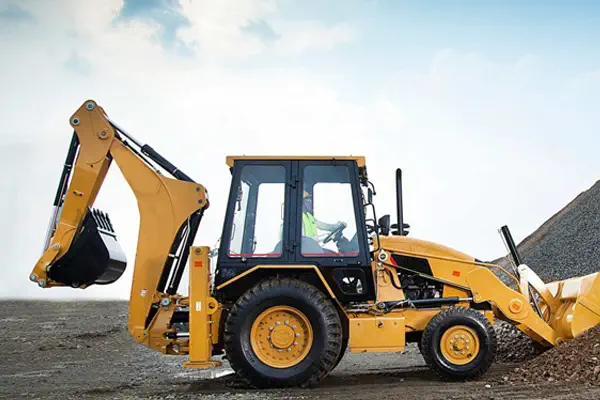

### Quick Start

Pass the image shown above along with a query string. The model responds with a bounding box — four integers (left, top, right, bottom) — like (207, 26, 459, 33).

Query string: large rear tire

(224, 277, 343, 388)
(332, 336, 348, 370)
(420, 307, 497, 381)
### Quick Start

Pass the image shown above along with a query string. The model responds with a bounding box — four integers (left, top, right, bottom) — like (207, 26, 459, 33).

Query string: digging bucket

(545, 272, 600, 341)
(40, 131, 127, 288)
(46, 208, 127, 288)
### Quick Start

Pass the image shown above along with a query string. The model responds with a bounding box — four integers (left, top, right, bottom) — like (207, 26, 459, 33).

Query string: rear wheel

(420, 307, 497, 381)
(224, 277, 343, 388)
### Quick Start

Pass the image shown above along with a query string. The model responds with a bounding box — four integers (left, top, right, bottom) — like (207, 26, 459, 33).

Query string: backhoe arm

(30, 100, 209, 353)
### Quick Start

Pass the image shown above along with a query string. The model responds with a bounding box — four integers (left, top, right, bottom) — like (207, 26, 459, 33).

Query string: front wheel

(420, 307, 497, 381)
(224, 277, 343, 388)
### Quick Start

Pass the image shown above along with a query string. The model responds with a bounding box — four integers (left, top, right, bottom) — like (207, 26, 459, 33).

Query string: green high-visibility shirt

(302, 212, 318, 238)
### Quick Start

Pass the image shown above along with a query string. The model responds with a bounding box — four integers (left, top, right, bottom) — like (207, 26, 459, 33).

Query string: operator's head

(303, 190, 312, 212)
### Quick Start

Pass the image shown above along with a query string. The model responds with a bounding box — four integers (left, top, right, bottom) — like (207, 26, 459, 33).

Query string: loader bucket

(546, 272, 600, 341)
(47, 209, 127, 288)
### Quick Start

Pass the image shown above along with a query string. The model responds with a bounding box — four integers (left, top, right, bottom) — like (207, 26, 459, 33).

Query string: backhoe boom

(30, 100, 208, 353)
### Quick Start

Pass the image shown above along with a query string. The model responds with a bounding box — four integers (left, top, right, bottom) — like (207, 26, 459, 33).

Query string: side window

(301, 165, 359, 257)
(228, 180, 250, 255)
(228, 165, 286, 257)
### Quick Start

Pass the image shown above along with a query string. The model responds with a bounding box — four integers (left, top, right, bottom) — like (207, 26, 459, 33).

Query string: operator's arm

(315, 218, 345, 232)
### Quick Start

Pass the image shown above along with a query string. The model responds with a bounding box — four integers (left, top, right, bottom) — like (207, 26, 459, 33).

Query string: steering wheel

(323, 223, 346, 244)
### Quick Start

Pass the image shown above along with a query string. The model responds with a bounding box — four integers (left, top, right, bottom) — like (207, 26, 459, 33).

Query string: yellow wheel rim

(250, 305, 314, 368)
(440, 325, 480, 366)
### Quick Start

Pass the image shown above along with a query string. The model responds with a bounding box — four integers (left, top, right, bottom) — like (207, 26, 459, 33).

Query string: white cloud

(177, 0, 277, 62)
(1, 3, 598, 301)
(271, 20, 357, 56)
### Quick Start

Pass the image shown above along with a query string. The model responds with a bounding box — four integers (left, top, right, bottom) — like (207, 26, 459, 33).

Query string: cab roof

(225, 155, 366, 168)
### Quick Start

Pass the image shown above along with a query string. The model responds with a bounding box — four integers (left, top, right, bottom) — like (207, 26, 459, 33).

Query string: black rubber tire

(420, 307, 497, 381)
(332, 336, 348, 370)
(224, 277, 343, 388)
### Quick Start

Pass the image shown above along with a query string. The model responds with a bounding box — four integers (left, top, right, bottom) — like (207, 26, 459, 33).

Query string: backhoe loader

(30, 100, 600, 388)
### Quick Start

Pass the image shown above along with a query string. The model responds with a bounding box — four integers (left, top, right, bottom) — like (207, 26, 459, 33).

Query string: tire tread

(420, 306, 497, 381)
(223, 277, 342, 388)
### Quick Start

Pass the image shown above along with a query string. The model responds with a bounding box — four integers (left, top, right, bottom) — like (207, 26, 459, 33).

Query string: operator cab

(215, 156, 375, 302)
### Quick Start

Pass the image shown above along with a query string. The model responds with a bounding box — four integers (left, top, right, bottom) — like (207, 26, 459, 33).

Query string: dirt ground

(1, 301, 599, 400)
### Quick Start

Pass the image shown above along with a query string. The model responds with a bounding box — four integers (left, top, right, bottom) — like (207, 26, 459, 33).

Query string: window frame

(294, 160, 370, 267)
(218, 161, 292, 263)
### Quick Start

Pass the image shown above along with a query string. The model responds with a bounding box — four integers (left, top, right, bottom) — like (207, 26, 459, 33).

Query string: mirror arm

(365, 203, 381, 253)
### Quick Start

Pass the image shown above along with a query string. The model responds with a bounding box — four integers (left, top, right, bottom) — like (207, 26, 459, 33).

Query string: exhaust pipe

(393, 168, 409, 235)
(396, 168, 403, 236)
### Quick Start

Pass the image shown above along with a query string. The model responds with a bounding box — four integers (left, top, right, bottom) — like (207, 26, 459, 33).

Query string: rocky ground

(2, 301, 599, 400)
(493, 320, 546, 363)
(499, 325, 600, 385)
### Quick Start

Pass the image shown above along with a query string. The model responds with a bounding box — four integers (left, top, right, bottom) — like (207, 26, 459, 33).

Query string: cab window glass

(228, 165, 285, 257)
(301, 165, 359, 257)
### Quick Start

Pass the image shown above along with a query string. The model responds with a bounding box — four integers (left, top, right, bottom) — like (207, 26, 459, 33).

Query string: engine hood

(378, 235, 475, 263)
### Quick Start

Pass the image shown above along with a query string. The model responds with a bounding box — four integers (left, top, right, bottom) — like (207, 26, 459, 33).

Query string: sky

(1, 0, 599, 300)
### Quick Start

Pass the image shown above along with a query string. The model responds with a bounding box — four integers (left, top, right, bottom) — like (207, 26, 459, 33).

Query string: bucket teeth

(105, 213, 114, 232)
(91, 208, 115, 234)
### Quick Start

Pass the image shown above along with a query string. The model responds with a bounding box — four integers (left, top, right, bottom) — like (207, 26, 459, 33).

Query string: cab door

(215, 161, 293, 287)
(293, 160, 374, 302)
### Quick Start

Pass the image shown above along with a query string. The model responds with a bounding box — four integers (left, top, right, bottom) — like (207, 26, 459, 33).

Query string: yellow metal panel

(551, 272, 600, 340)
(109, 139, 208, 341)
(225, 155, 366, 168)
(466, 268, 557, 345)
(378, 236, 520, 288)
(348, 315, 405, 353)
(210, 307, 222, 345)
(396, 308, 440, 332)
(185, 246, 221, 369)
(372, 261, 406, 303)
(146, 300, 177, 353)
(215, 265, 337, 299)
(443, 286, 471, 298)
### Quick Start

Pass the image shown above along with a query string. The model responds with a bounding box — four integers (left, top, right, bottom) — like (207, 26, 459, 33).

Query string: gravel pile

(493, 179, 600, 282)
(493, 320, 545, 363)
(490, 179, 600, 363)
(499, 324, 600, 385)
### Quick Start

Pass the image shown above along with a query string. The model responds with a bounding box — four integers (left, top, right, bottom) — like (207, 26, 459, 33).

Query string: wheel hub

(250, 306, 313, 368)
(440, 325, 480, 365)
(271, 325, 296, 349)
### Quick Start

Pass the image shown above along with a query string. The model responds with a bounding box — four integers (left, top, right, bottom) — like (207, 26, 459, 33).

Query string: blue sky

(1, 0, 599, 298)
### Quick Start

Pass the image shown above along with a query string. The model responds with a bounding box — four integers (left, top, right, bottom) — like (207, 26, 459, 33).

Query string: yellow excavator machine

(30, 100, 600, 388)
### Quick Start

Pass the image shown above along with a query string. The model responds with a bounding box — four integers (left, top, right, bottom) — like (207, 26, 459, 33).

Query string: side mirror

(378, 214, 390, 236)
(367, 188, 373, 204)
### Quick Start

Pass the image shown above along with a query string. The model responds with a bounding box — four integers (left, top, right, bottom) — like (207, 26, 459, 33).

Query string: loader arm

(30, 100, 208, 352)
